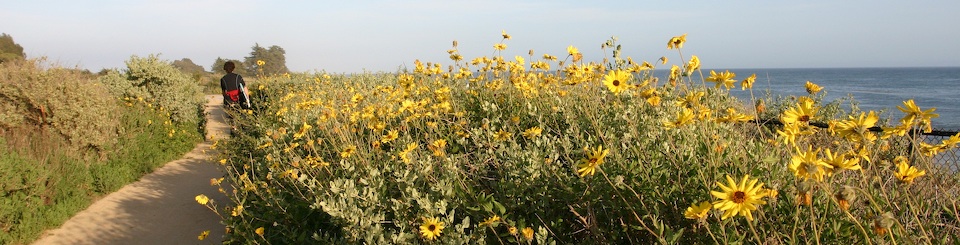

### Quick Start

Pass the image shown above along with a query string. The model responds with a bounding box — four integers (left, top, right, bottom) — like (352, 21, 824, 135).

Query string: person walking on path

(220, 61, 248, 109)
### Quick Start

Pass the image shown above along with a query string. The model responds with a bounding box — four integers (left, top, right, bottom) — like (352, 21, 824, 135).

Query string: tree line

(171, 43, 289, 77)
(0, 33, 26, 63)
(0, 33, 289, 76)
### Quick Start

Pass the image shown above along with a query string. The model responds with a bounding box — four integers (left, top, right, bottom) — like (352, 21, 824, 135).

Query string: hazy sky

(2, 0, 958, 73)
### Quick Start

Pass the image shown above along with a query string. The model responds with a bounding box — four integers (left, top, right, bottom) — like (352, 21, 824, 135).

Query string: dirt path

(33, 95, 232, 245)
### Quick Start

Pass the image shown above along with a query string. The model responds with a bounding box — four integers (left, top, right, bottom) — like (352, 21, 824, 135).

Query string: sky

(2, 0, 959, 73)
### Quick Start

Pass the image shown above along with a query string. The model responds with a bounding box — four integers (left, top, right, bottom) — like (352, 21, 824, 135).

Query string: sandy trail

(33, 95, 232, 245)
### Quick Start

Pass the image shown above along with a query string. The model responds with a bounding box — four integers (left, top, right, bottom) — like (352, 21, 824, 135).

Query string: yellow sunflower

(781, 97, 817, 125)
(741, 73, 757, 90)
(676, 91, 704, 109)
(823, 148, 861, 176)
(493, 130, 513, 141)
(717, 108, 754, 123)
(419, 217, 445, 240)
(640, 88, 661, 106)
(641, 61, 655, 70)
(522, 126, 543, 139)
(706, 70, 737, 90)
(293, 122, 312, 139)
(805, 81, 823, 94)
(667, 33, 687, 49)
(789, 146, 833, 182)
(522, 227, 534, 241)
(399, 143, 418, 164)
(710, 175, 769, 221)
(897, 99, 939, 133)
(684, 201, 712, 220)
(918, 142, 945, 157)
(427, 139, 447, 157)
(669, 65, 681, 86)
(195, 194, 210, 205)
(603, 70, 633, 95)
(340, 145, 357, 158)
(479, 215, 500, 227)
(567, 45, 579, 56)
(940, 133, 960, 150)
(576, 145, 609, 177)
(834, 111, 879, 143)
(881, 123, 911, 139)
(381, 129, 399, 143)
(685, 55, 700, 75)
(662, 108, 696, 130)
(893, 156, 925, 184)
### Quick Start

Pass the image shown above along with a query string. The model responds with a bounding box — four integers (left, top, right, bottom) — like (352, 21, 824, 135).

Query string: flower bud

(835, 186, 857, 211)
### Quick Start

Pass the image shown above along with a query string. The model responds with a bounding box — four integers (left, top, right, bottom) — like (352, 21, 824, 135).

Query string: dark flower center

(428, 224, 436, 231)
(612, 80, 621, 86)
(732, 191, 747, 203)
(799, 115, 810, 122)
(803, 162, 821, 175)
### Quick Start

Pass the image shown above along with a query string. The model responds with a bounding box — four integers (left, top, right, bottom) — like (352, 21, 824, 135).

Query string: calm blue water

(684, 67, 960, 130)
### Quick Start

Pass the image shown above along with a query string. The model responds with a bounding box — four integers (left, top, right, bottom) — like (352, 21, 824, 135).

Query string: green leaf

(494, 200, 505, 214)
(668, 228, 685, 243)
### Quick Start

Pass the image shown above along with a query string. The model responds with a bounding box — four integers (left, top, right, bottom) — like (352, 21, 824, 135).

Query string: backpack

(223, 74, 251, 109)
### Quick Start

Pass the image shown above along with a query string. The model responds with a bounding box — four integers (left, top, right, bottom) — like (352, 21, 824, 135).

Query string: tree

(243, 43, 289, 75)
(0, 33, 25, 63)
(211, 57, 247, 76)
(172, 58, 206, 75)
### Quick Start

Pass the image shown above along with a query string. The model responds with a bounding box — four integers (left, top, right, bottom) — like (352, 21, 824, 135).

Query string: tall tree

(0, 33, 26, 63)
(243, 43, 289, 75)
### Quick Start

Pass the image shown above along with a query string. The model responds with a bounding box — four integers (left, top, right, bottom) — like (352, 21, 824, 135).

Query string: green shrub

(99, 54, 203, 124)
(0, 58, 120, 152)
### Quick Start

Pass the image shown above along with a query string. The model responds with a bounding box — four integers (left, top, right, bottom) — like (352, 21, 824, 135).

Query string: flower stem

(703, 222, 720, 244)
(810, 202, 822, 245)
(842, 207, 872, 244)
(599, 169, 664, 243)
(747, 219, 764, 245)
(905, 190, 932, 243)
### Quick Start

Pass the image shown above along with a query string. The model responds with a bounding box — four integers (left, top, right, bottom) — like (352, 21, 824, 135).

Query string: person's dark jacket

(220, 73, 245, 103)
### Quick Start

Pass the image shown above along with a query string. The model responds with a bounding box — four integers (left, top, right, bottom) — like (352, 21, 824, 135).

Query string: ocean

(684, 67, 960, 130)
